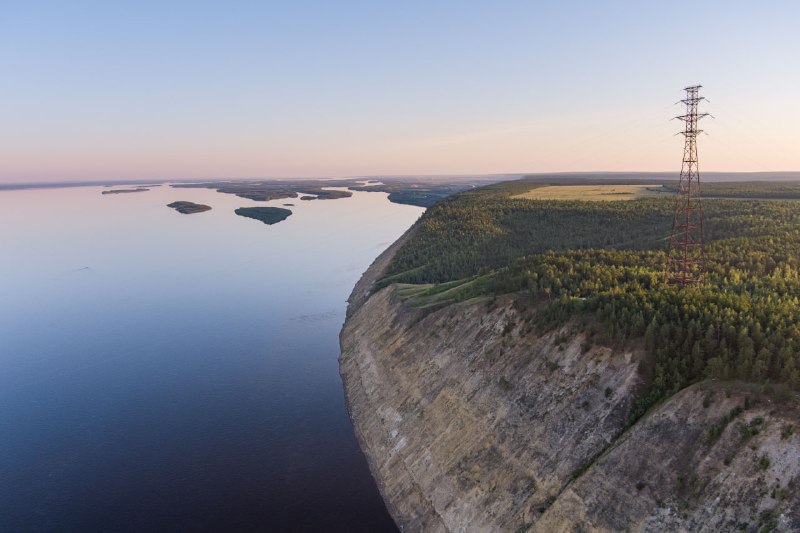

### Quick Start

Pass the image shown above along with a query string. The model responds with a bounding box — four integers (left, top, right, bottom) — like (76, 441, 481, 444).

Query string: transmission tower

(667, 85, 708, 286)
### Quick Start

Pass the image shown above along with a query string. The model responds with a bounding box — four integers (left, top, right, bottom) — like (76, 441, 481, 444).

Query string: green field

(512, 184, 666, 201)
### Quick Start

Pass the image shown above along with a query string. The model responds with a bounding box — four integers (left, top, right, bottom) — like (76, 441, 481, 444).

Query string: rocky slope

(340, 240, 800, 532)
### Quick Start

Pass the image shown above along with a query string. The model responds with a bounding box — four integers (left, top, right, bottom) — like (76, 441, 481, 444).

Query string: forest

(382, 177, 800, 417)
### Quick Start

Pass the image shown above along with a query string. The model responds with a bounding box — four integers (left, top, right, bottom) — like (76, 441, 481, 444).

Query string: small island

(167, 201, 212, 214)
(296, 189, 352, 200)
(101, 187, 149, 195)
(234, 206, 292, 225)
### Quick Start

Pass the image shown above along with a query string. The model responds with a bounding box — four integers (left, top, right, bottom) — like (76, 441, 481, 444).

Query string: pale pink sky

(2, 2, 798, 183)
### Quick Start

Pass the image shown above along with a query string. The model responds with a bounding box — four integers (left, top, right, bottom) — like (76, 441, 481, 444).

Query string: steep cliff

(340, 244, 800, 532)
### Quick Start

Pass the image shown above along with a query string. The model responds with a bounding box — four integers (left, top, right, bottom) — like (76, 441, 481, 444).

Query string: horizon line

(4, 170, 800, 191)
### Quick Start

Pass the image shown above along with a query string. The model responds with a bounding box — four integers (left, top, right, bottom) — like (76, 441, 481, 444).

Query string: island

(101, 187, 149, 195)
(167, 201, 212, 214)
(296, 189, 352, 200)
(170, 176, 517, 207)
(173, 180, 352, 202)
(234, 206, 292, 225)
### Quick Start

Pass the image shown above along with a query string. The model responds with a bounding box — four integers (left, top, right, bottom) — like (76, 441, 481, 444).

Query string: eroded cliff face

(340, 245, 800, 532)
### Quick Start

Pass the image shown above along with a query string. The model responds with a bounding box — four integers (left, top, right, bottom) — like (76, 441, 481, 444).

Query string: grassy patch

(512, 184, 666, 201)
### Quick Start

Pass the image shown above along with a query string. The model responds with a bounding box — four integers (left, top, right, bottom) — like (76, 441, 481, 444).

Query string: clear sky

(2, 1, 799, 182)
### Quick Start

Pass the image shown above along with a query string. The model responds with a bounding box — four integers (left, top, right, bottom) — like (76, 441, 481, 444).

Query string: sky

(1, 1, 799, 183)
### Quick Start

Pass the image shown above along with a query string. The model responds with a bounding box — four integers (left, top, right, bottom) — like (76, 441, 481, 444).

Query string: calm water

(0, 184, 422, 531)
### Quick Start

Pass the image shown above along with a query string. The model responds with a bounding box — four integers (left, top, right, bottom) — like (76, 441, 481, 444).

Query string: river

(0, 183, 422, 531)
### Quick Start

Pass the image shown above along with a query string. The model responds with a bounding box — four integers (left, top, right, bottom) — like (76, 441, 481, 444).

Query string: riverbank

(339, 232, 800, 532)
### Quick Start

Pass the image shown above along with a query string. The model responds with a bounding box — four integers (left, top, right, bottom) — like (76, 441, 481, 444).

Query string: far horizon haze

(2, 1, 799, 183)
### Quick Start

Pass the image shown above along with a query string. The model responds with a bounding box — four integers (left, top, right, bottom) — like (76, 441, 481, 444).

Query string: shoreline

(339, 225, 419, 531)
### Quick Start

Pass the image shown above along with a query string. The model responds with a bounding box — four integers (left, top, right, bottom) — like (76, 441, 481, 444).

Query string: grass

(396, 278, 487, 308)
(512, 184, 666, 201)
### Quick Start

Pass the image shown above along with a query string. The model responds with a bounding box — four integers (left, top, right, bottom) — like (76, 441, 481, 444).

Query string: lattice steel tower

(667, 85, 708, 285)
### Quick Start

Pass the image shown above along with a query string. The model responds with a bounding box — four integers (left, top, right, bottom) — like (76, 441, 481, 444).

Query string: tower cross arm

(674, 112, 710, 121)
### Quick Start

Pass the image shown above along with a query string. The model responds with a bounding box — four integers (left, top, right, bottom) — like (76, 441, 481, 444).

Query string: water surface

(0, 184, 422, 531)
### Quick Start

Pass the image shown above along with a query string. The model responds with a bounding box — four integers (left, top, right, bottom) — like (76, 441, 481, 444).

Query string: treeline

(471, 241, 800, 416)
(664, 180, 800, 199)
(382, 179, 800, 412)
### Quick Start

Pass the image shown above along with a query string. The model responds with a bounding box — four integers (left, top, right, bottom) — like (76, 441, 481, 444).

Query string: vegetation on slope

(381, 178, 800, 417)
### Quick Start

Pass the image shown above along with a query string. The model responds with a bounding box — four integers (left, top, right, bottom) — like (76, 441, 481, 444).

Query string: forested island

(340, 177, 800, 532)
(234, 206, 292, 225)
(170, 176, 515, 207)
(167, 201, 211, 214)
(101, 187, 149, 194)
(172, 180, 353, 202)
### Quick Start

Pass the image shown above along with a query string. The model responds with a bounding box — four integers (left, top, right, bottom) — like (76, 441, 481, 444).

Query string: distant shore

(5, 172, 800, 192)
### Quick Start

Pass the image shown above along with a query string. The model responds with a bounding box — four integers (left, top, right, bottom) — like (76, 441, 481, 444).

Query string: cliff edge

(340, 243, 800, 532)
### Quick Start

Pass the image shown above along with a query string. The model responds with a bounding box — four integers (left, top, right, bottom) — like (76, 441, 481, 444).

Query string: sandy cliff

(340, 242, 800, 532)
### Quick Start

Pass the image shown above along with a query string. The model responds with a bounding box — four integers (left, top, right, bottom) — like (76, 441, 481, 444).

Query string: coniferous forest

(381, 178, 800, 417)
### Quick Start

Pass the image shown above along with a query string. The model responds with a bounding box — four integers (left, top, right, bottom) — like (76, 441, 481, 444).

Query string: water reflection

(0, 184, 421, 531)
